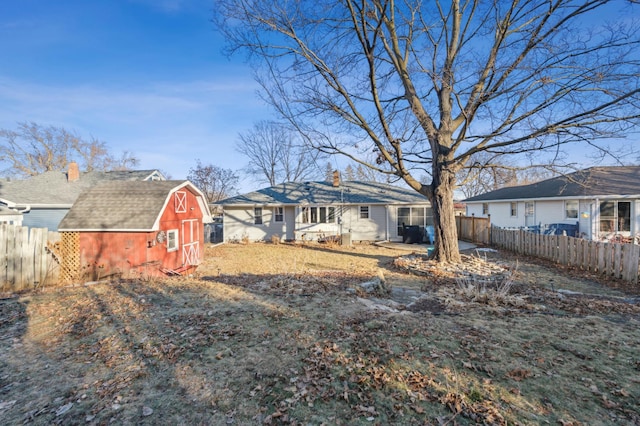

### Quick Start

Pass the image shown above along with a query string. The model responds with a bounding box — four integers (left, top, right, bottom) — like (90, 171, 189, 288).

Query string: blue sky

(0, 0, 274, 187)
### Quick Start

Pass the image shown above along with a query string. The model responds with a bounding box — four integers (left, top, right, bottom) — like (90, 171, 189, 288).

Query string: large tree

(187, 160, 239, 203)
(0, 121, 139, 177)
(215, 0, 640, 263)
(237, 121, 325, 185)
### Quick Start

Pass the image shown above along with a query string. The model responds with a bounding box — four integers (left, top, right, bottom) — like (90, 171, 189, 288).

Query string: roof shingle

(58, 180, 191, 231)
(464, 166, 640, 202)
(217, 181, 429, 206)
(0, 169, 164, 206)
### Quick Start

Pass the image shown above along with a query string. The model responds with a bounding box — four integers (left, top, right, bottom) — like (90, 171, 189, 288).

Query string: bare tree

(215, 0, 640, 263)
(237, 121, 324, 186)
(0, 121, 139, 177)
(187, 160, 239, 203)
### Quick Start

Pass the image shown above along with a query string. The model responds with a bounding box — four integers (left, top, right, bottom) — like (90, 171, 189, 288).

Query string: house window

(397, 207, 433, 236)
(525, 202, 534, 217)
(565, 200, 578, 219)
(274, 207, 284, 222)
(327, 207, 335, 222)
(360, 206, 369, 219)
(300, 206, 335, 224)
(175, 191, 187, 213)
(482, 203, 489, 215)
(600, 201, 631, 233)
(510, 202, 517, 217)
(167, 229, 179, 252)
(254, 207, 263, 225)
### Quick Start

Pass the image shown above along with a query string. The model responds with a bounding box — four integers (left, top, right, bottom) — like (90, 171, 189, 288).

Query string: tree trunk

(429, 166, 461, 264)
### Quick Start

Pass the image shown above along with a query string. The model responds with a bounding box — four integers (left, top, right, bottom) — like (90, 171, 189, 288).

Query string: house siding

(22, 208, 69, 231)
(468, 199, 583, 232)
(223, 207, 264, 242)
(344, 205, 387, 241)
(222, 203, 432, 243)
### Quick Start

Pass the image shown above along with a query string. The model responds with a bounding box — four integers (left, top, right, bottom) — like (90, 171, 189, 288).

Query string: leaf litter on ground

(0, 242, 639, 424)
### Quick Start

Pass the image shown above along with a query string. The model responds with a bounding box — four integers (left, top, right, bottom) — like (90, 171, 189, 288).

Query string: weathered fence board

(0, 224, 60, 292)
(491, 227, 639, 284)
(456, 215, 491, 245)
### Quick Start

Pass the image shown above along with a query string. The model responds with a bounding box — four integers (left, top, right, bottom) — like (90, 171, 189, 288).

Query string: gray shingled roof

(217, 180, 429, 206)
(59, 180, 196, 231)
(464, 166, 640, 202)
(0, 169, 164, 206)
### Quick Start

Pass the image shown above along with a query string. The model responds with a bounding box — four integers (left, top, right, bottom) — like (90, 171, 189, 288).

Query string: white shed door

(182, 219, 200, 265)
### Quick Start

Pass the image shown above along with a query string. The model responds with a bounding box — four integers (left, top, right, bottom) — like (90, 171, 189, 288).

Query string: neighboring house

(0, 206, 23, 225)
(58, 180, 212, 279)
(215, 172, 432, 243)
(0, 162, 165, 230)
(464, 166, 640, 241)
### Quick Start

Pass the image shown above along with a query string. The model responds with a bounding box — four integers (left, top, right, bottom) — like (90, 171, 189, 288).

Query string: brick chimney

(332, 170, 340, 187)
(67, 162, 80, 182)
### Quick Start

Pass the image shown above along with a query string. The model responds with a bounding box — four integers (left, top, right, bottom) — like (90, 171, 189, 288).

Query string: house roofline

(217, 202, 431, 207)
(465, 194, 640, 203)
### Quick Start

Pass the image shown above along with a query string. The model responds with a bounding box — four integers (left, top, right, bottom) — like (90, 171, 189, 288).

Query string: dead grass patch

(1, 242, 639, 424)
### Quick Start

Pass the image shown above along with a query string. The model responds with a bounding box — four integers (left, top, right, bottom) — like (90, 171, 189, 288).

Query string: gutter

(0, 198, 32, 214)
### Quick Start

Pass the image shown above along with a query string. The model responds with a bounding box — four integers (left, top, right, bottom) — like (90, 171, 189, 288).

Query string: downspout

(385, 205, 389, 241)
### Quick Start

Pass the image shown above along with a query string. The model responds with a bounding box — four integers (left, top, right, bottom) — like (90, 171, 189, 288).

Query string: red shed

(58, 180, 212, 280)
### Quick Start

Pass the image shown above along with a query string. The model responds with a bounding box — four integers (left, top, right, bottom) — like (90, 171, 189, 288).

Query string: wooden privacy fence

(456, 214, 491, 244)
(492, 228, 640, 283)
(0, 224, 60, 292)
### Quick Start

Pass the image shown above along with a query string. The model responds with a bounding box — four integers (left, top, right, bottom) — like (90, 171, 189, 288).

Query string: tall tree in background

(187, 160, 239, 203)
(237, 121, 325, 186)
(0, 122, 138, 177)
(215, 0, 640, 263)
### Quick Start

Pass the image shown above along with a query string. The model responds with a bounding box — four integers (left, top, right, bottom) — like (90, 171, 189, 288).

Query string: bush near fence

(492, 227, 640, 284)
(0, 224, 60, 293)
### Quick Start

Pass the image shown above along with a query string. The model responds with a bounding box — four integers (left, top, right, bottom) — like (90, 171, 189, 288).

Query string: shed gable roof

(58, 180, 202, 231)
(464, 166, 640, 202)
(0, 169, 165, 207)
(217, 180, 429, 206)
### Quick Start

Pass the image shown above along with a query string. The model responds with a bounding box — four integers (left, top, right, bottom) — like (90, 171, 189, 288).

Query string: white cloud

(0, 75, 273, 179)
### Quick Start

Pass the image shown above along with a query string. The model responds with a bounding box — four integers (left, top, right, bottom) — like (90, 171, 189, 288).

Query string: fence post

(471, 213, 476, 243)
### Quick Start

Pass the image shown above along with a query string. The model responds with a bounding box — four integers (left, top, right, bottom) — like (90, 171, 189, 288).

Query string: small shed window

(510, 202, 517, 217)
(167, 229, 179, 252)
(274, 207, 284, 222)
(359, 206, 369, 219)
(254, 207, 263, 225)
(482, 203, 489, 215)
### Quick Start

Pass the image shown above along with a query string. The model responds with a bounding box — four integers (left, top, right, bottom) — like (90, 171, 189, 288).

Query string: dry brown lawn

(1, 242, 639, 425)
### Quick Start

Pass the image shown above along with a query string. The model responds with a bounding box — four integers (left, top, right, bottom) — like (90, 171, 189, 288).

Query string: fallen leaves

(2, 243, 640, 425)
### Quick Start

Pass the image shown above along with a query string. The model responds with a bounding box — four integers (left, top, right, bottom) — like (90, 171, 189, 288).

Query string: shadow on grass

(2, 248, 640, 424)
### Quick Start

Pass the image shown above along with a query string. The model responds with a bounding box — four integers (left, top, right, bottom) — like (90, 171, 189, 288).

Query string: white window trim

(167, 229, 179, 252)
(359, 205, 370, 219)
(510, 202, 517, 217)
(565, 200, 579, 219)
(274, 207, 284, 223)
(175, 191, 187, 213)
(300, 206, 336, 224)
(254, 207, 263, 225)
